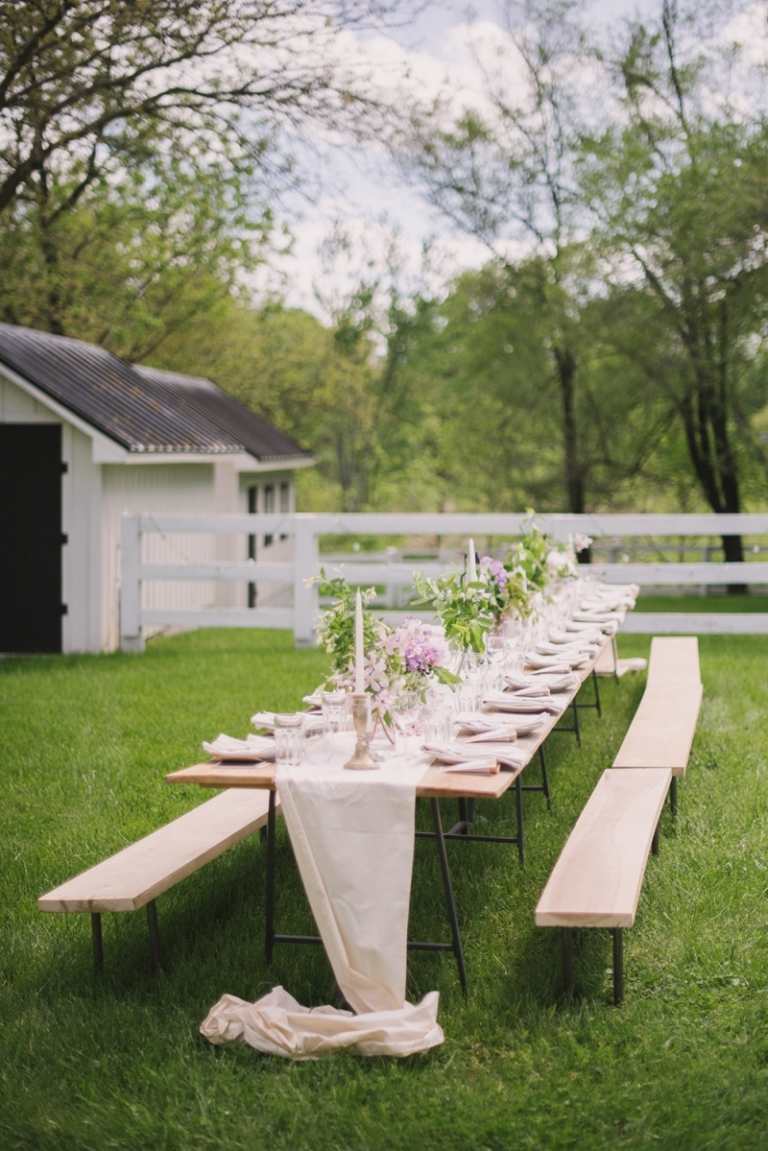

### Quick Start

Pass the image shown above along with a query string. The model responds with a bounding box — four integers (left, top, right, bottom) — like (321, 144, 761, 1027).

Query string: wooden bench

(612, 637, 702, 813)
(38, 788, 276, 972)
(535, 767, 671, 1003)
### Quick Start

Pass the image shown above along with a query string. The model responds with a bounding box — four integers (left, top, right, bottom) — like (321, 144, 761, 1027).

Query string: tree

(0, 1, 423, 343)
(402, 0, 608, 513)
(581, 0, 768, 571)
(0, 1, 417, 218)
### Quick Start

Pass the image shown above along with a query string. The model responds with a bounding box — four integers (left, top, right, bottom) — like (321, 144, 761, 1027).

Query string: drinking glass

(273, 713, 305, 767)
(321, 690, 347, 734)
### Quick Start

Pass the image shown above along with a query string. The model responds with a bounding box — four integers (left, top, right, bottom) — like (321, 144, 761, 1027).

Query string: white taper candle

(467, 538, 477, 583)
(354, 589, 365, 693)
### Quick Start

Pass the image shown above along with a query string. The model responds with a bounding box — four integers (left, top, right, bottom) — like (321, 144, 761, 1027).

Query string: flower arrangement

(505, 512, 551, 594)
(316, 575, 456, 726)
(478, 555, 531, 624)
(413, 569, 497, 654)
(545, 532, 593, 580)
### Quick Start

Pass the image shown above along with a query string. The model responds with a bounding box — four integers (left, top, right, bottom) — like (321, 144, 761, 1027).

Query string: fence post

(120, 514, 145, 652)
(293, 516, 319, 646)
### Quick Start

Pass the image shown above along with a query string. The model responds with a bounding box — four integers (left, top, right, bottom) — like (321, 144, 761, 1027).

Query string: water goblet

(273, 713, 305, 767)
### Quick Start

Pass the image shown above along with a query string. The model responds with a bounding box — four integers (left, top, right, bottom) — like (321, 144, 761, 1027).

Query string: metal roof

(0, 323, 311, 461)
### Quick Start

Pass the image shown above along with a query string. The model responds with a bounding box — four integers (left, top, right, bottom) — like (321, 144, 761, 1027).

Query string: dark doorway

(0, 424, 63, 652)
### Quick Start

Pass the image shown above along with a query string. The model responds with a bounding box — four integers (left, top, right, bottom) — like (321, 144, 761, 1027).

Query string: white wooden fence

(119, 512, 768, 650)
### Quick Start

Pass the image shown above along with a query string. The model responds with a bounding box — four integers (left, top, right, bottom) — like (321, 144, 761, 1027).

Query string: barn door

(0, 424, 64, 652)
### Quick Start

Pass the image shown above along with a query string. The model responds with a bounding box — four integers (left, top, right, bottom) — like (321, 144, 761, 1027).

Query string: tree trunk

(554, 344, 585, 513)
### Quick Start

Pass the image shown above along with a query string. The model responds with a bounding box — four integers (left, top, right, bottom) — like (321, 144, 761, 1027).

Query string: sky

(250, 0, 762, 318)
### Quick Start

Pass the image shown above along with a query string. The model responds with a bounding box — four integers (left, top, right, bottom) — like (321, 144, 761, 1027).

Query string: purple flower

(480, 555, 508, 588)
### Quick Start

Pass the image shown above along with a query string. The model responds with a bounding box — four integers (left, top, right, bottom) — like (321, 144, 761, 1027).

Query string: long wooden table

(166, 631, 617, 993)
(166, 637, 611, 800)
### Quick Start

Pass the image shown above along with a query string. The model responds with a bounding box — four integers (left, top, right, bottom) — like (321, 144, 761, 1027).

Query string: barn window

(263, 483, 275, 547)
(279, 481, 290, 540)
(247, 485, 258, 607)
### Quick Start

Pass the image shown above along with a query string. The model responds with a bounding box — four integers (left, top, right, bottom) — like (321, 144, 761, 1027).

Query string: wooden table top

(166, 635, 613, 802)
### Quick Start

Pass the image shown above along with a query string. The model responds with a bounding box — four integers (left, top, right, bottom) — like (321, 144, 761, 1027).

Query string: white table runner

(201, 732, 444, 1059)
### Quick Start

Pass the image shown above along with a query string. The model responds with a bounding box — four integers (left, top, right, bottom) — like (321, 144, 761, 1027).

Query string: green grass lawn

(1, 629, 767, 1151)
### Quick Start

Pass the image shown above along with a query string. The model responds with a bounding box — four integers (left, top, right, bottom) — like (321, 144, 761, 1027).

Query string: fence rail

(119, 512, 768, 650)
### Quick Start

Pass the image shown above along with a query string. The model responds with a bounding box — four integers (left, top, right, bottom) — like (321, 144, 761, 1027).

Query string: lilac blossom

(388, 618, 448, 675)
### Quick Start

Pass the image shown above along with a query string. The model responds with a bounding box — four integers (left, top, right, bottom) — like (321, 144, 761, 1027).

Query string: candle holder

(343, 692, 379, 771)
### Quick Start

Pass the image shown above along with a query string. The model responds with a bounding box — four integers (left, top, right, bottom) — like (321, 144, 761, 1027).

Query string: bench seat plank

(645, 637, 701, 692)
(612, 682, 702, 774)
(38, 789, 275, 914)
(535, 768, 671, 929)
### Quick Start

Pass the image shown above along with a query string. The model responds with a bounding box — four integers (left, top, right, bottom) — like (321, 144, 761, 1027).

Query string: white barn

(0, 323, 314, 653)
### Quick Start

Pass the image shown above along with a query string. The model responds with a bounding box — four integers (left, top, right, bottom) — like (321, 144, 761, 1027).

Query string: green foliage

(413, 570, 496, 653)
(314, 573, 380, 676)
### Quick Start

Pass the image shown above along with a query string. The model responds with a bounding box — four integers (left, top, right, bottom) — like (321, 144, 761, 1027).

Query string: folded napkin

(573, 610, 621, 624)
(202, 733, 276, 762)
(441, 760, 500, 775)
(302, 691, 324, 710)
(526, 652, 590, 671)
(529, 672, 579, 693)
(424, 742, 522, 771)
(536, 640, 600, 657)
(527, 663, 572, 676)
(552, 626, 602, 644)
(461, 727, 519, 743)
(251, 711, 325, 734)
(455, 712, 546, 737)
(482, 691, 564, 715)
(505, 683, 551, 698)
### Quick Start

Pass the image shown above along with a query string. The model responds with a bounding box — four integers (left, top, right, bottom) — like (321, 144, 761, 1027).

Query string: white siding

(0, 374, 102, 653)
(102, 464, 221, 649)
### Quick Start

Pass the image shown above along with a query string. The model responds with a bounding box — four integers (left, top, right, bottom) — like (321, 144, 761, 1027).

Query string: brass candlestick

(343, 691, 378, 771)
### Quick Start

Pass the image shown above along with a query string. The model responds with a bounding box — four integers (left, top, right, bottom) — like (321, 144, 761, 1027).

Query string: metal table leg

(430, 798, 467, 994)
(264, 788, 277, 965)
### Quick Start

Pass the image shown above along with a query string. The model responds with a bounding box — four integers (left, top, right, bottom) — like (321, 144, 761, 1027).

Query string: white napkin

(424, 742, 522, 771)
(525, 652, 589, 671)
(454, 712, 546, 737)
(251, 711, 325, 734)
(573, 610, 621, 624)
(529, 672, 580, 693)
(552, 626, 602, 644)
(460, 726, 519, 743)
(536, 640, 600, 657)
(202, 733, 276, 762)
(482, 691, 564, 715)
(505, 683, 551, 698)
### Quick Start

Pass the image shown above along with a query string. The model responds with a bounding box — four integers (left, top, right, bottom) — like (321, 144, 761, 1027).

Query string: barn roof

(0, 323, 311, 461)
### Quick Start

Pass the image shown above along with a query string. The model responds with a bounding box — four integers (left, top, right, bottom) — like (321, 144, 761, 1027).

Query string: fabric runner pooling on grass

(200, 732, 444, 1059)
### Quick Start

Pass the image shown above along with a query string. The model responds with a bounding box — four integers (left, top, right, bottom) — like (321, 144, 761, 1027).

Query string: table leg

(264, 788, 276, 965)
(430, 798, 467, 995)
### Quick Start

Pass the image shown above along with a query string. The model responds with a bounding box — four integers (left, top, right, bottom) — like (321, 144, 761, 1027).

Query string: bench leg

(612, 928, 624, 1006)
(539, 747, 551, 810)
(651, 823, 660, 856)
(612, 636, 620, 681)
(593, 670, 602, 717)
(572, 702, 582, 747)
(146, 900, 163, 973)
(91, 912, 104, 975)
(561, 928, 576, 997)
(670, 777, 678, 817)
(264, 788, 277, 965)
(514, 776, 525, 865)
(430, 798, 468, 995)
